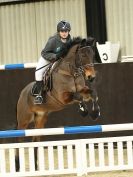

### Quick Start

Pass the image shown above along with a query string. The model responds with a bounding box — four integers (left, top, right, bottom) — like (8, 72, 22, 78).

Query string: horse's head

(58, 37, 97, 97)
(75, 38, 96, 82)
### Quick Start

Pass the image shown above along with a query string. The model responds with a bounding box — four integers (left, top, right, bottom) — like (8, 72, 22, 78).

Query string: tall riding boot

(34, 81, 44, 104)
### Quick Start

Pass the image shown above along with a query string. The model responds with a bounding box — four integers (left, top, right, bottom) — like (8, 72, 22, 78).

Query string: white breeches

(35, 56, 50, 81)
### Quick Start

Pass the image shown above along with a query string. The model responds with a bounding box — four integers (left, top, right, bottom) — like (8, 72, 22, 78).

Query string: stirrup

(34, 95, 43, 104)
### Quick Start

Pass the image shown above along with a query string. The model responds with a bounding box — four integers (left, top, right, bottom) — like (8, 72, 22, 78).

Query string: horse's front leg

(89, 82, 100, 120)
(72, 92, 89, 117)
(86, 78, 100, 120)
(78, 100, 89, 117)
(89, 96, 100, 121)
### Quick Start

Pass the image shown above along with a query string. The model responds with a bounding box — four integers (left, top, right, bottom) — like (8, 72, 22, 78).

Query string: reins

(35, 62, 52, 72)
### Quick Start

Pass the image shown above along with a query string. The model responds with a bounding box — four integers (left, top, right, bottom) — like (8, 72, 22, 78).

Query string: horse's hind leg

(33, 112, 49, 170)
(15, 111, 34, 171)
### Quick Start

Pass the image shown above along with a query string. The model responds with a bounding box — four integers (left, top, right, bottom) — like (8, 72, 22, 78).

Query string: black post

(85, 0, 107, 44)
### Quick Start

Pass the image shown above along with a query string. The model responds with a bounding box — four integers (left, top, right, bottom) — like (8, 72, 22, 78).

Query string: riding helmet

(57, 20, 71, 32)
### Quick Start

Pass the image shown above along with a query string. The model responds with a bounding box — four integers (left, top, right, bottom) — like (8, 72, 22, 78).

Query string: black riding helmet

(57, 20, 71, 32)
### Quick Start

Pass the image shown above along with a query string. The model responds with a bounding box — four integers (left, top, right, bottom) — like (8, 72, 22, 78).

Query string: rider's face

(59, 30, 69, 39)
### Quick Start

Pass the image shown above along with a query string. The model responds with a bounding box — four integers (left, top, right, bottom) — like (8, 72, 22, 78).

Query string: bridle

(56, 44, 95, 79)
(76, 46, 94, 68)
(72, 45, 95, 78)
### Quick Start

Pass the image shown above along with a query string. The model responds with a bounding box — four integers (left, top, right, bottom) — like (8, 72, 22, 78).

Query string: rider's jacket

(41, 33, 72, 61)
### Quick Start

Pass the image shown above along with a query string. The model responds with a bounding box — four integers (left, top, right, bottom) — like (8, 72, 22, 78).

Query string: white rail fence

(0, 135, 133, 176)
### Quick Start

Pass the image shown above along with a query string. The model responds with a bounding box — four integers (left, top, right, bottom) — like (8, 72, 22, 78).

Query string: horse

(15, 37, 100, 170)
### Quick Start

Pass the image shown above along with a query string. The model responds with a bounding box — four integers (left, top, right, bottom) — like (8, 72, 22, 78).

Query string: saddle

(31, 66, 53, 96)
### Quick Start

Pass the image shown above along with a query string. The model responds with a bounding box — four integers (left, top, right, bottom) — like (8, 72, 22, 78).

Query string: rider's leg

(34, 56, 50, 104)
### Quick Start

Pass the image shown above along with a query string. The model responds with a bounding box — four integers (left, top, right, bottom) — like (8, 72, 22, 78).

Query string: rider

(33, 20, 72, 104)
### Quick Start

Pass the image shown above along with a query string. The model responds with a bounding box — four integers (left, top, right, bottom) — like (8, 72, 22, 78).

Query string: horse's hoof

(78, 109, 88, 117)
(78, 101, 88, 117)
(89, 110, 100, 121)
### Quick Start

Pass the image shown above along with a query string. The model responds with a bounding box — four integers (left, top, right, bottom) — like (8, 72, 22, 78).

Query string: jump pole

(0, 62, 37, 70)
(0, 123, 133, 138)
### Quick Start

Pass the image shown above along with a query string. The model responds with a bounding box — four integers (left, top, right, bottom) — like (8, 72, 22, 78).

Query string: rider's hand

(56, 51, 64, 59)
(56, 46, 68, 60)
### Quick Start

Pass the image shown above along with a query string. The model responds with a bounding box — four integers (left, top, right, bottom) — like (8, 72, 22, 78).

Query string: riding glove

(56, 46, 68, 60)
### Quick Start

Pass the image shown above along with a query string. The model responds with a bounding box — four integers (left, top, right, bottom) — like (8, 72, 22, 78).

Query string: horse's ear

(80, 38, 86, 47)
(87, 37, 96, 47)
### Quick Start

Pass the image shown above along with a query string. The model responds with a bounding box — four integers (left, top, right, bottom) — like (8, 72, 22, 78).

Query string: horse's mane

(60, 36, 97, 58)
(70, 36, 96, 47)
(70, 36, 83, 46)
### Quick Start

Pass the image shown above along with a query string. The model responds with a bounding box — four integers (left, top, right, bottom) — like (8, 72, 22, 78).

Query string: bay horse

(15, 37, 100, 170)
